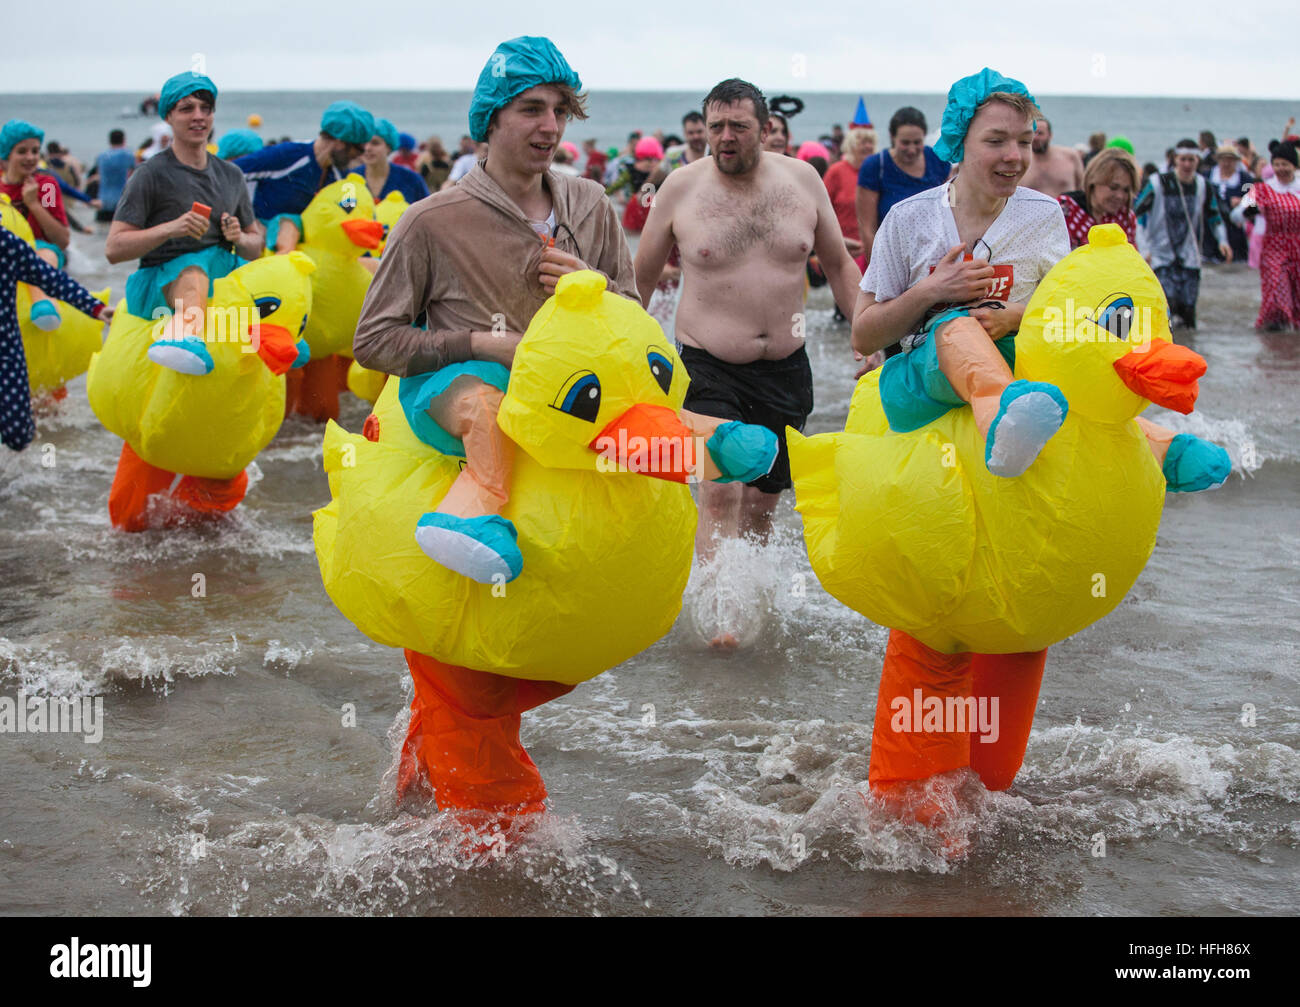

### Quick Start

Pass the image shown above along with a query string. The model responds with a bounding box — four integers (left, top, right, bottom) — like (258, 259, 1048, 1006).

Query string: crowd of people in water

(0, 49, 1287, 822)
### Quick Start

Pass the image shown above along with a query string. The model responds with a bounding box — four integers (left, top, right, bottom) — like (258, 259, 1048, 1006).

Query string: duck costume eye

(253, 295, 282, 319)
(551, 369, 602, 422)
(338, 195, 357, 212)
(1096, 294, 1135, 341)
(647, 349, 673, 395)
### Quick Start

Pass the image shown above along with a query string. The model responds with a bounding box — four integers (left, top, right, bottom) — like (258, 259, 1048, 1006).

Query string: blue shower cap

(216, 128, 264, 160)
(932, 68, 1038, 164)
(320, 101, 376, 146)
(373, 118, 400, 153)
(160, 72, 217, 119)
(468, 36, 582, 143)
(0, 119, 43, 160)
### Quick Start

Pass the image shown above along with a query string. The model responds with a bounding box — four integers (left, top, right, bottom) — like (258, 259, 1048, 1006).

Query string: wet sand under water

(0, 234, 1297, 915)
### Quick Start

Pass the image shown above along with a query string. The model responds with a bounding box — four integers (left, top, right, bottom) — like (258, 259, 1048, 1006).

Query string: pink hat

(560, 140, 580, 159)
(634, 137, 664, 160)
(796, 140, 830, 162)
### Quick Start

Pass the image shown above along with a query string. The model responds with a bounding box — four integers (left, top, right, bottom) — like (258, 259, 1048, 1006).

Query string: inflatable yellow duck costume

(315, 270, 779, 814)
(789, 224, 1231, 821)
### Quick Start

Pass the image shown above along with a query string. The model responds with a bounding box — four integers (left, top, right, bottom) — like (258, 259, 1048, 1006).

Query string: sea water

(0, 101, 1297, 914)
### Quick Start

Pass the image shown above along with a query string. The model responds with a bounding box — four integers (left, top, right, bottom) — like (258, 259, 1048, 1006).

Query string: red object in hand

(191, 202, 212, 218)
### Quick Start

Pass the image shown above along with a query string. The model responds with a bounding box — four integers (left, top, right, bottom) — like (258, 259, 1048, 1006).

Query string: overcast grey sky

(2, 0, 1296, 99)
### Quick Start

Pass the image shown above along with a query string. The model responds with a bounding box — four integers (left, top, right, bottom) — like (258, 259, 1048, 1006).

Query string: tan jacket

(353, 162, 637, 376)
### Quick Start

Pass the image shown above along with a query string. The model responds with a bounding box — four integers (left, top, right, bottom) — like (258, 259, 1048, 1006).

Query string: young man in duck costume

(819, 67, 1233, 837)
(350, 37, 776, 819)
(852, 69, 1073, 482)
(107, 72, 264, 344)
(103, 71, 266, 532)
(793, 222, 1230, 841)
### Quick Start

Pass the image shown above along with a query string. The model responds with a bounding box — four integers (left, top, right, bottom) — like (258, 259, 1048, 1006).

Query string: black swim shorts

(678, 343, 814, 494)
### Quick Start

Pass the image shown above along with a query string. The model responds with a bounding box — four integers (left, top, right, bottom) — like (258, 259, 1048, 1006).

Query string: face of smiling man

(962, 101, 1035, 199)
(488, 84, 569, 177)
(167, 93, 214, 150)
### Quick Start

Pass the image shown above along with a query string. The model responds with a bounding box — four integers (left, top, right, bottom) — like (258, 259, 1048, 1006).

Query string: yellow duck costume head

(297, 174, 383, 359)
(373, 190, 409, 257)
(314, 270, 699, 684)
(87, 252, 316, 480)
(789, 224, 1206, 654)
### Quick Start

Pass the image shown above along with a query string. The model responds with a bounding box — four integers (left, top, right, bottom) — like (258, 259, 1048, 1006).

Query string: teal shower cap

(216, 128, 264, 160)
(160, 72, 217, 119)
(933, 68, 1038, 164)
(468, 36, 581, 143)
(0, 119, 43, 160)
(320, 101, 375, 145)
(373, 118, 400, 153)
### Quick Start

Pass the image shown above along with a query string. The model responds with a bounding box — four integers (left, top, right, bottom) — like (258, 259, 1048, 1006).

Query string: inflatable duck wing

(297, 174, 383, 359)
(87, 252, 315, 479)
(2, 194, 110, 394)
(314, 270, 778, 684)
(789, 224, 1231, 655)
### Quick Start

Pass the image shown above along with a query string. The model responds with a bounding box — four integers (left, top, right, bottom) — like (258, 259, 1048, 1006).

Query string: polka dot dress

(1, 227, 105, 451)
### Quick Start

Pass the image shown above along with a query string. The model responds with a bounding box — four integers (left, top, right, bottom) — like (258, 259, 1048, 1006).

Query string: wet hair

(174, 89, 215, 110)
(682, 111, 704, 127)
(703, 78, 769, 125)
(487, 82, 588, 138)
(976, 92, 1042, 130)
(1083, 147, 1139, 197)
(109, 129, 125, 145)
(768, 112, 789, 139)
(888, 106, 927, 139)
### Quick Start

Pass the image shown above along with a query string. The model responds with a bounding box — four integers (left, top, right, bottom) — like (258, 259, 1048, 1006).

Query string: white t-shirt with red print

(862, 181, 1069, 337)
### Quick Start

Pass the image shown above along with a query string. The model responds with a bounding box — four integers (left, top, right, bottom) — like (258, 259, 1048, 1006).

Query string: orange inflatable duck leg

(868, 629, 1047, 804)
(397, 651, 573, 815)
(107, 443, 248, 532)
(285, 356, 344, 423)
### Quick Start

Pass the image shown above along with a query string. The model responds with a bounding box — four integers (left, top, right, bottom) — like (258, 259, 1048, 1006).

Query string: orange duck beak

(589, 404, 703, 483)
(340, 218, 384, 250)
(248, 322, 297, 375)
(1113, 338, 1207, 413)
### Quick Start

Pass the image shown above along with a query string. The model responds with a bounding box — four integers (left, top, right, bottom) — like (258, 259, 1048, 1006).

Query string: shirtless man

(1021, 117, 1083, 198)
(634, 78, 860, 643)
